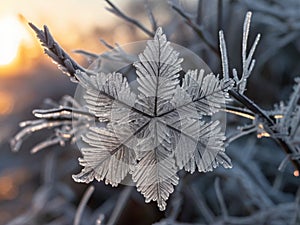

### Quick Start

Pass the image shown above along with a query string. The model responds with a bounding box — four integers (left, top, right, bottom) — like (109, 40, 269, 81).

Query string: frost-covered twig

(229, 88, 300, 175)
(29, 23, 87, 81)
(239, 12, 261, 94)
(219, 12, 300, 175)
(74, 50, 99, 62)
(219, 12, 261, 94)
(10, 119, 72, 152)
(98, 40, 137, 63)
(10, 96, 92, 153)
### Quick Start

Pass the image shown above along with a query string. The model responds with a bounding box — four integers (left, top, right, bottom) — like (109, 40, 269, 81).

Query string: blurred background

(0, 1, 141, 224)
(0, 0, 300, 225)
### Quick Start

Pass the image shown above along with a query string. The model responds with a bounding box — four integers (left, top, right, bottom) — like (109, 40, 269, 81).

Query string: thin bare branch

(73, 185, 95, 225)
(106, 186, 133, 225)
(187, 186, 215, 224)
(214, 178, 228, 218)
(105, 0, 154, 37)
(145, 0, 158, 32)
(171, 4, 218, 54)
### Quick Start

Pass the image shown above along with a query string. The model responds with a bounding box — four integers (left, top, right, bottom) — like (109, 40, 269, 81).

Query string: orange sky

(0, 0, 137, 74)
(0, 0, 126, 32)
(0, 0, 133, 47)
(0, 0, 137, 118)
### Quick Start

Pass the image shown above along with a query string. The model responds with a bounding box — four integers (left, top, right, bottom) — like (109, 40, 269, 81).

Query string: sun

(0, 15, 30, 66)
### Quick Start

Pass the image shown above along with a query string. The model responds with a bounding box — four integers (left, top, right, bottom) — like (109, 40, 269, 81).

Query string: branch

(229, 89, 300, 176)
(145, 0, 158, 32)
(29, 23, 87, 81)
(171, 4, 219, 54)
(105, 0, 154, 37)
(106, 186, 133, 225)
(10, 96, 92, 153)
(73, 185, 95, 225)
(214, 178, 228, 218)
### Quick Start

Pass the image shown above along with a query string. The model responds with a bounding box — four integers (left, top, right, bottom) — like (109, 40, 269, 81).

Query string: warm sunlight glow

(0, 15, 30, 66)
(0, 91, 14, 115)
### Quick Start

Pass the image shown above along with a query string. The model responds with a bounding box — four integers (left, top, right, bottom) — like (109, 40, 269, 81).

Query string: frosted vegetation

(8, 1, 300, 225)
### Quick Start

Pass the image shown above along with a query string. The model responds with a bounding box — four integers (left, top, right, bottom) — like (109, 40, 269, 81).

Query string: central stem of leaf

(154, 39, 161, 117)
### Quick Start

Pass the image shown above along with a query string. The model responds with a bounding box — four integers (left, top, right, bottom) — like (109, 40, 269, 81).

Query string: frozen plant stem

(228, 89, 300, 176)
(74, 185, 95, 225)
(29, 23, 85, 80)
(219, 11, 300, 176)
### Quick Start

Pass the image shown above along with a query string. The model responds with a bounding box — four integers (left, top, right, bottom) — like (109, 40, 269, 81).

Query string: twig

(73, 185, 95, 225)
(145, 0, 158, 32)
(74, 50, 100, 61)
(43, 151, 56, 184)
(214, 178, 228, 218)
(217, 0, 223, 31)
(99, 39, 137, 63)
(196, 0, 203, 25)
(225, 203, 295, 224)
(31, 136, 64, 154)
(220, 14, 300, 173)
(99, 39, 115, 50)
(219, 12, 260, 94)
(187, 185, 215, 224)
(105, 0, 154, 37)
(168, 180, 183, 221)
(239, 12, 261, 94)
(10, 96, 93, 153)
(291, 187, 300, 225)
(29, 23, 86, 81)
(224, 105, 255, 120)
(106, 186, 133, 225)
(219, 30, 229, 81)
(228, 90, 273, 124)
(33, 107, 95, 120)
(229, 89, 300, 176)
(10, 119, 72, 152)
(225, 126, 256, 147)
(171, 4, 218, 54)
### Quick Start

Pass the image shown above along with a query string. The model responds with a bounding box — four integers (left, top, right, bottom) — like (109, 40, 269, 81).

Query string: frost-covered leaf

(170, 119, 228, 173)
(72, 125, 136, 187)
(132, 150, 179, 211)
(66, 27, 231, 211)
(178, 69, 232, 115)
(11, 25, 233, 211)
(76, 70, 137, 122)
(134, 27, 183, 116)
